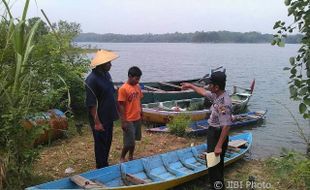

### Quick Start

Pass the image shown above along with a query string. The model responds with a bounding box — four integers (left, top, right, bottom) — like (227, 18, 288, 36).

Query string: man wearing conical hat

(85, 50, 119, 168)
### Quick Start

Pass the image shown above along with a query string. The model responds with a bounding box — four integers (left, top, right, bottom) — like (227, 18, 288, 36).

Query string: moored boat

(26, 133, 252, 190)
(146, 110, 267, 136)
(22, 109, 68, 145)
(142, 84, 254, 124)
(114, 67, 225, 104)
(114, 78, 208, 104)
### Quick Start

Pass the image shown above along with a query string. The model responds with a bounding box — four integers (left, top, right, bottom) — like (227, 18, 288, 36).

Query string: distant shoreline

(74, 31, 302, 44)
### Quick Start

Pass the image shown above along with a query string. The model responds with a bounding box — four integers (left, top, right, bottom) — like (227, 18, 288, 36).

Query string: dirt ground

(33, 124, 205, 179)
(32, 123, 284, 190)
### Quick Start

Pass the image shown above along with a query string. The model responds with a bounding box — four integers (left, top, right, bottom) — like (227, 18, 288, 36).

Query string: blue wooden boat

(146, 110, 266, 136)
(26, 133, 252, 190)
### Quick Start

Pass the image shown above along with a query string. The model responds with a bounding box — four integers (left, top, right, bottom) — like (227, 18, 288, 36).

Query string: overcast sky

(3, 0, 292, 34)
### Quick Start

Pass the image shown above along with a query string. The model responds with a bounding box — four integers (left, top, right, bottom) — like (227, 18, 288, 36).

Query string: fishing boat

(26, 133, 252, 190)
(114, 78, 208, 104)
(146, 110, 266, 136)
(230, 81, 255, 113)
(142, 84, 254, 124)
(22, 109, 68, 145)
(114, 67, 226, 104)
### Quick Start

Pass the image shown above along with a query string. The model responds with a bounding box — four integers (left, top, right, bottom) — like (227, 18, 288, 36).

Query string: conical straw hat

(90, 50, 119, 68)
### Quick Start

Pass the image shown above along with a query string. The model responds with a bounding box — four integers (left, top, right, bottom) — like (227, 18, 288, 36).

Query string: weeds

(266, 150, 310, 189)
(167, 114, 192, 136)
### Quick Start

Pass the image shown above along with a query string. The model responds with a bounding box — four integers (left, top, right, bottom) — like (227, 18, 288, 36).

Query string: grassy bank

(28, 121, 309, 190)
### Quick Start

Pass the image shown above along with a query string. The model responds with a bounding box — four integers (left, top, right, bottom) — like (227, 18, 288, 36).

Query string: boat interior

(32, 134, 251, 189)
(142, 98, 206, 111)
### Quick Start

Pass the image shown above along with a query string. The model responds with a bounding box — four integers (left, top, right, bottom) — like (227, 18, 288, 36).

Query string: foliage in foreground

(273, 0, 310, 156)
(273, 0, 310, 119)
(0, 0, 88, 189)
(266, 150, 310, 190)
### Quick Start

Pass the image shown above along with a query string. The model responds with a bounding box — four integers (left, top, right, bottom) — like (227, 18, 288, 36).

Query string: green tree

(273, 0, 310, 119)
(27, 17, 49, 40)
(272, 0, 310, 154)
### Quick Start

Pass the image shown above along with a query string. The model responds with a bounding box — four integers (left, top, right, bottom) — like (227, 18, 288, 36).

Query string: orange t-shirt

(118, 83, 143, 121)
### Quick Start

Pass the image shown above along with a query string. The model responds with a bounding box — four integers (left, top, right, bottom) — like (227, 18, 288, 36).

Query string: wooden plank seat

(232, 99, 243, 104)
(160, 155, 187, 176)
(190, 147, 206, 164)
(143, 85, 166, 92)
(125, 174, 147, 185)
(228, 140, 247, 148)
(70, 175, 106, 189)
(141, 158, 166, 181)
(158, 82, 182, 89)
(176, 151, 200, 171)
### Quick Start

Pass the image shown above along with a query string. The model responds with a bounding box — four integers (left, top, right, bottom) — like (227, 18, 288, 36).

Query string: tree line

(75, 31, 302, 43)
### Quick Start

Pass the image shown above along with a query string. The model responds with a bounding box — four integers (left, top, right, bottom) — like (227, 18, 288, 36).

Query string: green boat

(114, 78, 208, 104)
(142, 82, 255, 124)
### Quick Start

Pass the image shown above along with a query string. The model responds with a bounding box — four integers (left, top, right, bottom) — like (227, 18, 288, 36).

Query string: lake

(79, 42, 309, 159)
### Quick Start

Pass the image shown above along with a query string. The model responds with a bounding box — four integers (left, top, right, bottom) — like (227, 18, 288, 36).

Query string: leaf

(289, 57, 295, 65)
(299, 103, 307, 114)
(289, 86, 298, 97)
(283, 67, 290, 70)
(299, 86, 308, 96)
(304, 97, 310, 106)
(273, 21, 281, 29)
(284, 0, 291, 6)
(294, 79, 302, 87)
(288, 7, 294, 16)
(303, 113, 310, 119)
(278, 41, 285, 47)
(290, 68, 297, 75)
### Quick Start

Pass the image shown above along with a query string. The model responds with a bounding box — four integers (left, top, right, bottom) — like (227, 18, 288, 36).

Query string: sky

(2, 0, 293, 34)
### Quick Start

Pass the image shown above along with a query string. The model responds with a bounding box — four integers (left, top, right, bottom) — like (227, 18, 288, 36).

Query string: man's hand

(181, 82, 193, 90)
(121, 121, 128, 132)
(94, 123, 105, 131)
(214, 146, 222, 156)
(140, 111, 143, 118)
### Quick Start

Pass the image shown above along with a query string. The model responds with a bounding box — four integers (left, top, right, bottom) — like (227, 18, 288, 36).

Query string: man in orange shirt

(118, 66, 143, 162)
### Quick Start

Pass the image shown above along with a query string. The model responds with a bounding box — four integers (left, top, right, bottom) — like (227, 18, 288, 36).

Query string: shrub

(266, 150, 310, 189)
(167, 114, 192, 136)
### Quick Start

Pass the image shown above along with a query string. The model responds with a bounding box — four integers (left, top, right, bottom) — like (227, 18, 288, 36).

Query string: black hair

(128, 66, 142, 77)
(210, 71, 226, 90)
(217, 82, 226, 90)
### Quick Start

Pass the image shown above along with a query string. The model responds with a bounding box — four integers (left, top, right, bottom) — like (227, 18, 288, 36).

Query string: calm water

(79, 42, 309, 159)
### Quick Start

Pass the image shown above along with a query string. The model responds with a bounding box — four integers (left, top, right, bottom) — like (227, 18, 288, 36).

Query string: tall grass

(0, 0, 48, 189)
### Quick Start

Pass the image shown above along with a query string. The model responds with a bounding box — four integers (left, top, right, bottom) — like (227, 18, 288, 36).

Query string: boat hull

(22, 109, 68, 145)
(26, 133, 252, 190)
(143, 108, 211, 124)
(147, 110, 266, 136)
(142, 93, 252, 125)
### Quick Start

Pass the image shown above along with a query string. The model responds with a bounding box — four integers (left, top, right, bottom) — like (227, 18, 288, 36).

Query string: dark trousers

(91, 122, 113, 169)
(207, 126, 229, 190)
